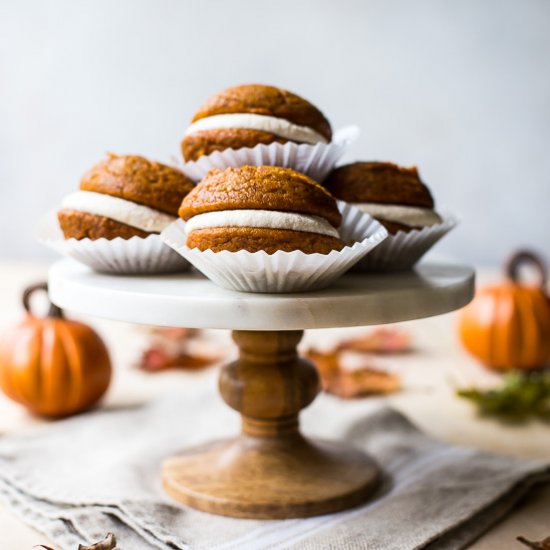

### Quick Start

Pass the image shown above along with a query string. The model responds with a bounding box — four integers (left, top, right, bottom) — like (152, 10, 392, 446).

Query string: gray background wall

(1, 0, 548, 264)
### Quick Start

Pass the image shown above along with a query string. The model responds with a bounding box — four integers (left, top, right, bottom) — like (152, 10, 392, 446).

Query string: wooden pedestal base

(162, 330, 380, 519)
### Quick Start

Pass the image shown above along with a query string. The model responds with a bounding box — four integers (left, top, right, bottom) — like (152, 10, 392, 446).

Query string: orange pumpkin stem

(22, 282, 64, 319)
(505, 250, 547, 290)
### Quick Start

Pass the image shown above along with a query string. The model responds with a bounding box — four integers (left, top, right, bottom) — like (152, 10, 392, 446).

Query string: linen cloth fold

(0, 382, 547, 550)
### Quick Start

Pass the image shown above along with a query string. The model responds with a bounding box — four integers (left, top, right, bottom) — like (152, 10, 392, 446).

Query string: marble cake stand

(48, 258, 474, 519)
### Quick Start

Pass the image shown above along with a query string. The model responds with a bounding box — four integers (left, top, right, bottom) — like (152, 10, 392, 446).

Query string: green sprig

(457, 371, 550, 422)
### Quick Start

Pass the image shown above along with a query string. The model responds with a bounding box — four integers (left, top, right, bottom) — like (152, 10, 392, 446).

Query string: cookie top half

(179, 165, 342, 228)
(325, 162, 435, 208)
(191, 84, 332, 142)
(80, 154, 194, 215)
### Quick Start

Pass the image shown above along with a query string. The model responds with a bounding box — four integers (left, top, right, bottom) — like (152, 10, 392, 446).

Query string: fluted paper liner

(351, 212, 459, 272)
(178, 126, 359, 183)
(38, 212, 190, 275)
(161, 202, 388, 293)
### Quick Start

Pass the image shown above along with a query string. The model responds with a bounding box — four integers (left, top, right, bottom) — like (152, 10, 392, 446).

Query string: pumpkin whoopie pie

(325, 162, 442, 234)
(180, 84, 332, 161)
(179, 165, 344, 254)
(58, 154, 194, 240)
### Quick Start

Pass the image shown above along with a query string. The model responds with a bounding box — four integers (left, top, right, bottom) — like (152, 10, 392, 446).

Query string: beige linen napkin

(0, 380, 547, 550)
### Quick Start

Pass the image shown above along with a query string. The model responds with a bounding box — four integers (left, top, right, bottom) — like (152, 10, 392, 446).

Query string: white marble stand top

(49, 259, 475, 330)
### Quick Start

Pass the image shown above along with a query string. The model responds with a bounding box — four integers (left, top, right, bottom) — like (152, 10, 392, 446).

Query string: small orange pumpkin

(459, 250, 550, 370)
(0, 282, 112, 417)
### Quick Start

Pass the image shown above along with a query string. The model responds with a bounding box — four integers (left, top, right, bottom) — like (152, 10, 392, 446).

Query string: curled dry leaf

(337, 327, 412, 354)
(306, 348, 400, 398)
(78, 533, 117, 550)
(33, 533, 117, 550)
(517, 535, 550, 549)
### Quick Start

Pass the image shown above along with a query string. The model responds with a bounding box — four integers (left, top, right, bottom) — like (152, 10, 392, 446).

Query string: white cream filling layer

(184, 209, 339, 238)
(60, 191, 176, 233)
(355, 203, 441, 227)
(184, 113, 329, 145)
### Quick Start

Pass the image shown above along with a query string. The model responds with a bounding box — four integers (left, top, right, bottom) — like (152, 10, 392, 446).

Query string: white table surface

(0, 262, 549, 549)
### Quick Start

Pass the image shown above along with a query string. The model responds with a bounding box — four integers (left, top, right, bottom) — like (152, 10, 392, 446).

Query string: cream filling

(60, 191, 176, 233)
(355, 203, 441, 227)
(184, 113, 328, 145)
(184, 209, 339, 238)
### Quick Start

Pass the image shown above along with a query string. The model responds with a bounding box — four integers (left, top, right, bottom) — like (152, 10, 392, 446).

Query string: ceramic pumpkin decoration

(0, 282, 112, 417)
(459, 250, 550, 370)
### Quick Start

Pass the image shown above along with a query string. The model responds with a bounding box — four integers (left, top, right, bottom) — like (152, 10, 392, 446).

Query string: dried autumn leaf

(306, 348, 400, 398)
(165, 352, 217, 370)
(306, 349, 340, 378)
(517, 535, 550, 549)
(33, 533, 117, 550)
(146, 327, 200, 340)
(139, 348, 217, 372)
(138, 326, 223, 372)
(78, 533, 117, 550)
(324, 366, 401, 398)
(337, 327, 412, 354)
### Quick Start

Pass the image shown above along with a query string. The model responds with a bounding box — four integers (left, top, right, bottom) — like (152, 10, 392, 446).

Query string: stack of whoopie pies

(49, 82, 454, 282)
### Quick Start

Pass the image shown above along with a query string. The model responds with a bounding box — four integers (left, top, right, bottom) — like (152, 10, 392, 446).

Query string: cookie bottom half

(377, 219, 417, 235)
(186, 226, 344, 254)
(181, 128, 289, 161)
(58, 209, 151, 240)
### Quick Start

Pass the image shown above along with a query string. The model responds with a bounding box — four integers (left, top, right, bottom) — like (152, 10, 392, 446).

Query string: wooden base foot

(162, 330, 380, 519)
(163, 434, 378, 519)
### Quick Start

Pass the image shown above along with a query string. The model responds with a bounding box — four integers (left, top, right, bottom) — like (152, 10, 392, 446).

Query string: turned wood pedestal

(163, 330, 379, 518)
(49, 258, 474, 519)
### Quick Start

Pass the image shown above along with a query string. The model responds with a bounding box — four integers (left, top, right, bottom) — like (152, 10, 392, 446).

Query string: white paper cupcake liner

(351, 211, 459, 272)
(161, 202, 388, 293)
(178, 126, 359, 183)
(38, 212, 190, 275)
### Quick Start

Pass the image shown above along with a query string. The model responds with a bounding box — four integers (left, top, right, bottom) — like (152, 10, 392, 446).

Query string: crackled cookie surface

(180, 165, 341, 226)
(80, 154, 194, 214)
(181, 84, 332, 161)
